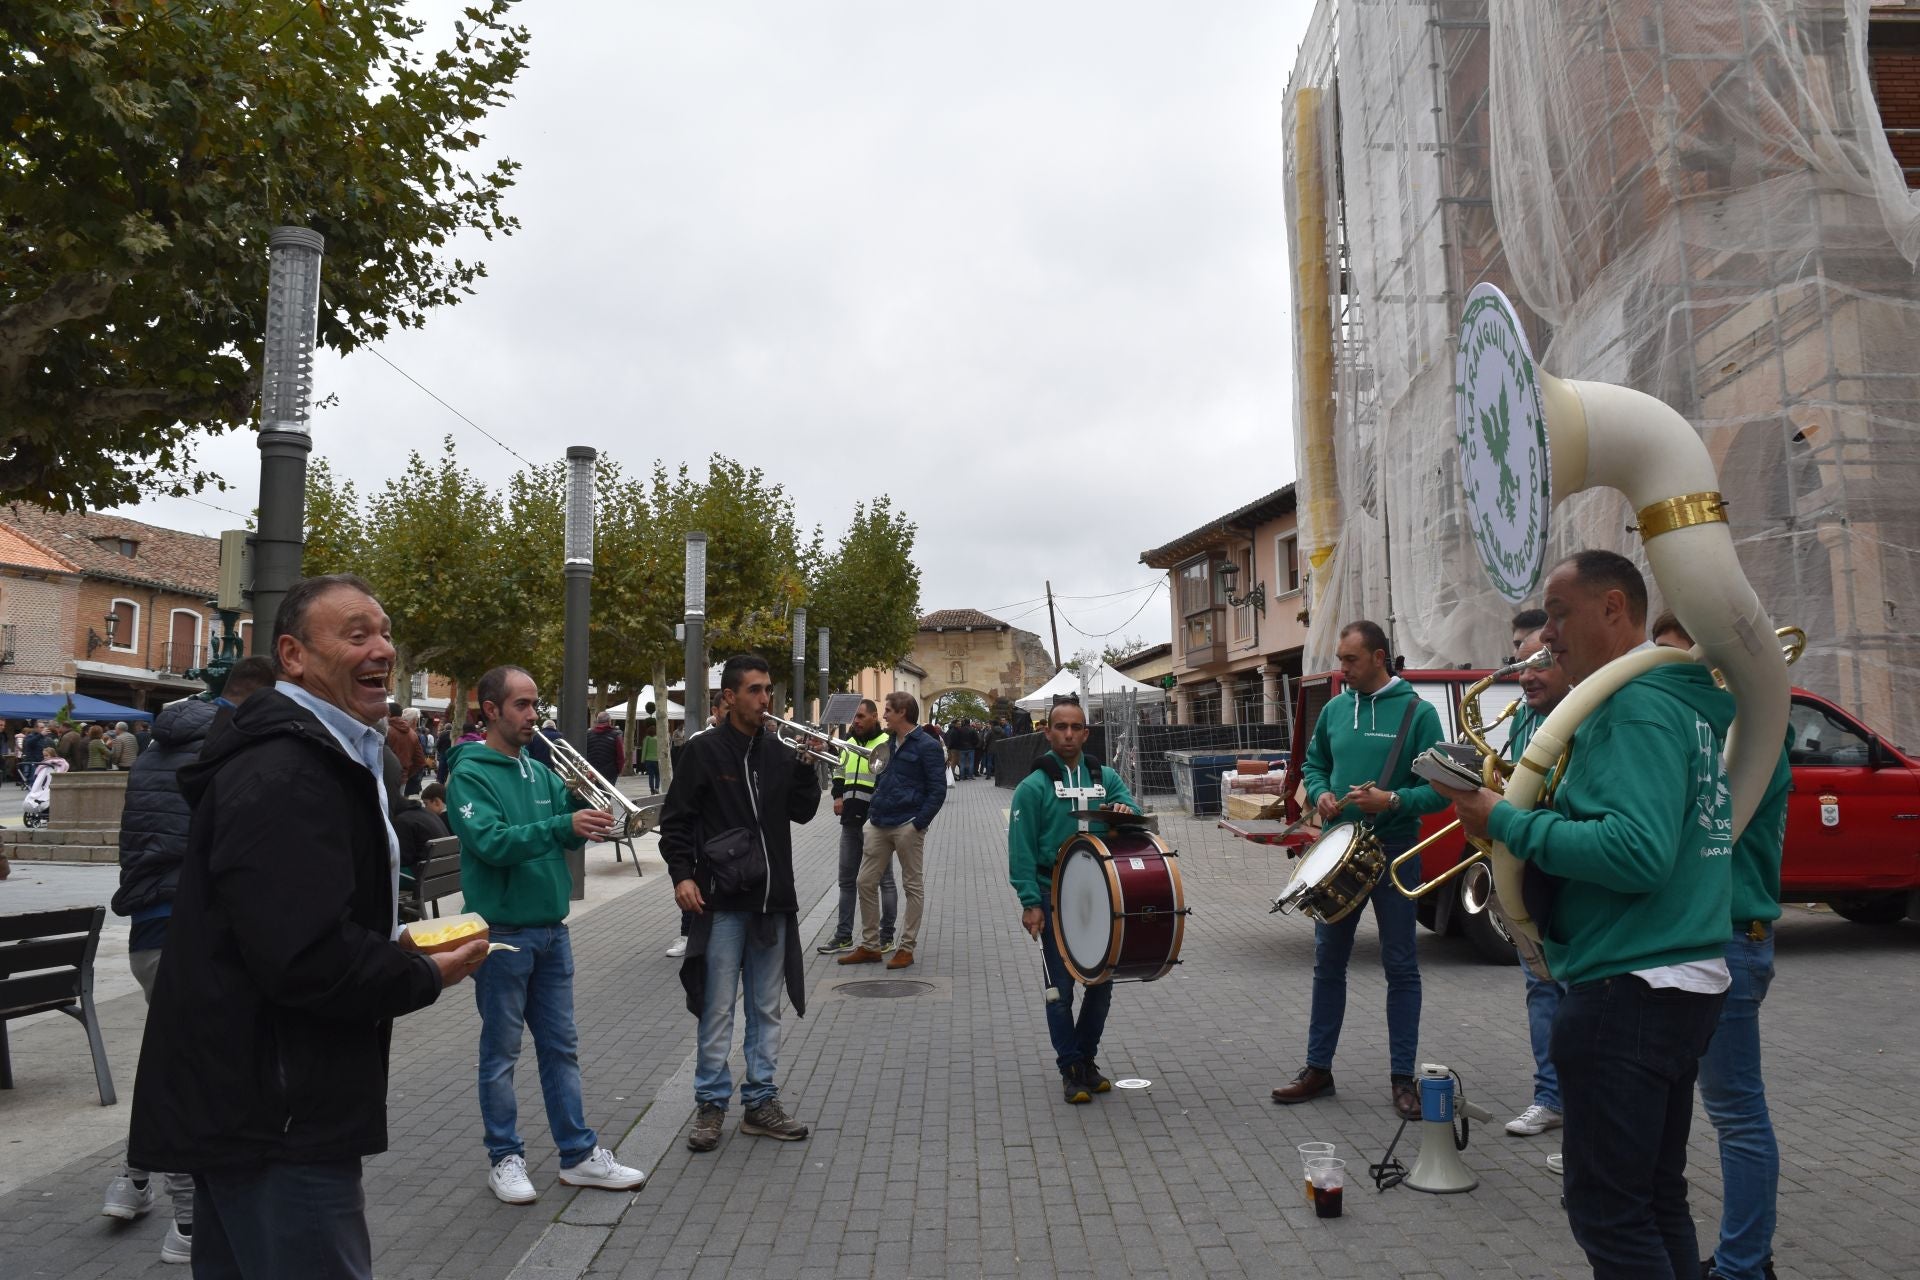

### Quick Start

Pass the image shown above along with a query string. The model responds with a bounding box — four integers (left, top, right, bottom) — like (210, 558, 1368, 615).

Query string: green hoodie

(1488, 662, 1735, 985)
(1007, 754, 1139, 909)
(1301, 677, 1447, 841)
(444, 739, 589, 928)
(1732, 737, 1792, 927)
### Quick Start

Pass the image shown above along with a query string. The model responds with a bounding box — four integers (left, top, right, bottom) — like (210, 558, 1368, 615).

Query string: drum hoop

(1105, 829, 1183, 983)
(1051, 836, 1125, 985)
(1154, 837, 1188, 982)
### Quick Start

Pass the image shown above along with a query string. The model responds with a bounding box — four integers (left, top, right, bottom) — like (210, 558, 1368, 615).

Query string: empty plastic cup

(1297, 1142, 1334, 1205)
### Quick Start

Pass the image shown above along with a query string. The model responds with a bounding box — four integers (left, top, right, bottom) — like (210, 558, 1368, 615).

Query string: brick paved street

(3, 774, 1914, 1278)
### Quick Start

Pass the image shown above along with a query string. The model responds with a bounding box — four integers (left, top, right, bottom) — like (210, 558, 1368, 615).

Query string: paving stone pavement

(2, 774, 1915, 1278)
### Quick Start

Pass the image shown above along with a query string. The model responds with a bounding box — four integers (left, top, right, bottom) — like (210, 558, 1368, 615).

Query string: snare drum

(1272, 822, 1386, 924)
(1051, 829, 1187, 985)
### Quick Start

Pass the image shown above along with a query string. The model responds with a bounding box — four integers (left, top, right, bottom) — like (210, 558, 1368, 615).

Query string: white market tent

(1014, 661, 1167, 712)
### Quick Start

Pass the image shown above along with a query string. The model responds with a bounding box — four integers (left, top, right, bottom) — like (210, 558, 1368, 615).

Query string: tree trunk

(450, 680, 469, 735)
(654, 659, 672, 793)
(624, 690, 638, 775)
(392, 645, 413, 710)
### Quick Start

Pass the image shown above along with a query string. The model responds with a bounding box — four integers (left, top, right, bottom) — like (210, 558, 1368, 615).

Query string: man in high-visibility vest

(817, 699, 897, 954)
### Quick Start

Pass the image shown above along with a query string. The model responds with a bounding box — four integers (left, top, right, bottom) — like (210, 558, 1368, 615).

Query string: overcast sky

(119, 0, 1311, 652)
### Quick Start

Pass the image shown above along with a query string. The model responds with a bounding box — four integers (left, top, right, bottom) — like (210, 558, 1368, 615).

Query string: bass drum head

(1286, 822, 1358, 895)
(1057, 847, 1117, 974)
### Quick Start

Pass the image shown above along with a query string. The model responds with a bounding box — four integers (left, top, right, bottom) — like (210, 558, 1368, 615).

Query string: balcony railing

(161, 641, 202, 675)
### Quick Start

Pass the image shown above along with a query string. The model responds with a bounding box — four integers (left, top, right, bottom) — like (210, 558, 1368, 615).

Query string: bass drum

(1051, 829, 1187, 985)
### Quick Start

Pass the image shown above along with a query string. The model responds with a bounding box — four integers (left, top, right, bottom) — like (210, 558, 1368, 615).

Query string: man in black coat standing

(660, 654, 821, 1154)
(129, 575, 489, 1280)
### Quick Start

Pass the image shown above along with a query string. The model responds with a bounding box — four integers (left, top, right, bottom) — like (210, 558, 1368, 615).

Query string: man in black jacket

(128, 575, 488, 1280)
(660, 654, 821, 1154)
(101, 657, 275, 1261)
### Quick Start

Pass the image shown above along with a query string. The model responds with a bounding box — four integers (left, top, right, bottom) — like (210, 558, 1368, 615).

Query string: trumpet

(1386, 646, 1550, 901)
(549, 736, 644, 839)
(761, 711, 875, 767)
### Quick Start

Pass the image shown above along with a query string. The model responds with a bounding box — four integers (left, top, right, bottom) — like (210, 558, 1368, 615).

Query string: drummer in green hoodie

(1271, 619, 1447, 1121)
(445, 665, 645, 1207)
(1439, 551, 1737, 1279)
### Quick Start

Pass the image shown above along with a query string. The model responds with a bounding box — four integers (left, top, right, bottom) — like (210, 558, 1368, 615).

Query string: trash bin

(1166, 750, 1290, 816)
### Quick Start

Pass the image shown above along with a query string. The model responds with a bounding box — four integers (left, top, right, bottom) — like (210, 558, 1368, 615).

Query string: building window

(108, 598, 140, 653)
(1178, 559, 1210, 615)
(167, 609, 203, 674)
(1278, 534, 1300, 594)
(236, 620, 253, 652)
(1230, 545, 1253, 640)
(1183, 611, 1214, 652)
(411, 672, 429, 699)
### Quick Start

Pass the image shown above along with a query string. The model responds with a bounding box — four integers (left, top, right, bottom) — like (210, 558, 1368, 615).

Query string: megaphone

(1404, 1064, 1492, 1195)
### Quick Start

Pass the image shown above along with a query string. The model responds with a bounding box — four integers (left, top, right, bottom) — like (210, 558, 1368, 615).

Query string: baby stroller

(22, 757, 64, 829)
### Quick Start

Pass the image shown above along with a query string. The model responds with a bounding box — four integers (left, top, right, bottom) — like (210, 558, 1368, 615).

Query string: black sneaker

(1063, 1065, 1092, 1105)
(1082, 1060, 1113, 1094)
(741, 1099, 809, 1141)
(816, 935, 853, 955)
(687, 1102, 725, 1152)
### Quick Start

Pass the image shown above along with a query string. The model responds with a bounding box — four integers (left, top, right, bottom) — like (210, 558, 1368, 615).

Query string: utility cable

(1056, 580, 1166, 641)
(365, 347, 538, 470)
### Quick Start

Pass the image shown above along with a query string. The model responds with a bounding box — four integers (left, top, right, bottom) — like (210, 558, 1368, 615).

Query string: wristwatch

(1387, 791, 1403, 812)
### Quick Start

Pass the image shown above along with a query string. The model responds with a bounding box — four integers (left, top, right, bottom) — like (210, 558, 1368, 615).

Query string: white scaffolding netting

(1286, 0, 1920, 741)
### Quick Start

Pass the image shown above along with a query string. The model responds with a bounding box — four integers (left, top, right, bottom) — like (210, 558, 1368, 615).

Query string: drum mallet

(1034, 935, 1060, 1005)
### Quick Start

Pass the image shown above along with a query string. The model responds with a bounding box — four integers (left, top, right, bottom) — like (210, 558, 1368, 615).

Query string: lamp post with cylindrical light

(559, 446, 596, 902)
(791, 607, 808, 721)
(817, 627, 830, 725)
(684, 533, 707, 729)
(251, 227, 325, 651)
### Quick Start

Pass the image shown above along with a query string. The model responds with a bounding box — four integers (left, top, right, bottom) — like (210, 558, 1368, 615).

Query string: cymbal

(1071, 807, 1150, 824)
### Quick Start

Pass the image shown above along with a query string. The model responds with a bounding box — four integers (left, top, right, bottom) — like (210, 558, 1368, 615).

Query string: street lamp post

(791, 607, 808, 721)
(560, 447, 596, 902)
(251, 227, 325, 651)
(684, 533, 707, 730)
(817, 627, 830, 725)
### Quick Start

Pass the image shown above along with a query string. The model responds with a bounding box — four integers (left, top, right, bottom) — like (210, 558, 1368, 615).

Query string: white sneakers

(101, 1172, 156, 1220)
(665, 937, 688, 958)
(1546, 1152, 1565, 1175)
(557, 1146, 647, 1191)
(1506, 1104, 1564, 1136)
(488, 1154, 538, 1205)
(160, 1222, 193, 1265)
(492, 1148, 646, 1203)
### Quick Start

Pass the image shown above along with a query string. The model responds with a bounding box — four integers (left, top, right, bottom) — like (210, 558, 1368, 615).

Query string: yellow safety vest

(837, 733, 886, 793)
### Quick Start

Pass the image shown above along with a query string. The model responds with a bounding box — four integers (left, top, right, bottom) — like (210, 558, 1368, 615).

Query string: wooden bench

(401, 835, 463, 922)
(0, 905, 116, 1106)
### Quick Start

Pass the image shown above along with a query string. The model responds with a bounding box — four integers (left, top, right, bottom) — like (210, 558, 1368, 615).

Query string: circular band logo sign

(1455, 283, 1551, 604)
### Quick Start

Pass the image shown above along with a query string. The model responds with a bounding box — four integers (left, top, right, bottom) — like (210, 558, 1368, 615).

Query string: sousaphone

(1453, 284, 1790, 978)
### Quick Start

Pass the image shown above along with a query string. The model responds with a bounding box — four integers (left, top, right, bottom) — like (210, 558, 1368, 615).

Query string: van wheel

(1830, 894, 1909, 925)
(1458, 862, 1518, 964)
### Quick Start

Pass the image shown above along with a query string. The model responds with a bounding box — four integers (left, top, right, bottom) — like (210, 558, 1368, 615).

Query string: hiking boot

(815, 934, 853, 955)
(886, 949, 915, 970)
(102, 1173, 156, 1220)
(1063, 1066, 1093, 1105)
(1082, 1060, 1113, 1094)
(1270, 1066, 1335, 1104)
(740, 1099, 809, 1141)
(1392, 1075, 1420, 1120)
(488, 1154, 537, 1205)
(557, 1146, 646, 1191)
(838, 946, 884, 965)
(687, 1102, 726, 1152)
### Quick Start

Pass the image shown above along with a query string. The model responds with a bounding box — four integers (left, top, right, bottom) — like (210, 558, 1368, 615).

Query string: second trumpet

(762, 711, 875, 766)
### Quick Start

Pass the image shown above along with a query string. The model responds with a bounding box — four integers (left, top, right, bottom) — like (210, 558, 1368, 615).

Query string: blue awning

(0, 692, 158, 722)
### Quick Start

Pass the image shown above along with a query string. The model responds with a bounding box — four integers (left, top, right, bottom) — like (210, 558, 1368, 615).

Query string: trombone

(549, 736, 644, 840)
(762, 711, 876, 767)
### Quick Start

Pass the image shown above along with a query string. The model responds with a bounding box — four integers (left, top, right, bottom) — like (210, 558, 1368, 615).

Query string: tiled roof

(0, 523, 82, 576)
(2, 504, 224, 596)
(1139, 483, 1297, 569)
(918, 609, 1009, 631)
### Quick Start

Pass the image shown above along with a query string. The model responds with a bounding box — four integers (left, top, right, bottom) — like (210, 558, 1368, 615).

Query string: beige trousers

(859, 823, 925, 951)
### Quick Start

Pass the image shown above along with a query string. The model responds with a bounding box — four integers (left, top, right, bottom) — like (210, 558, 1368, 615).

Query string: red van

(1277, 668, 1920, 961)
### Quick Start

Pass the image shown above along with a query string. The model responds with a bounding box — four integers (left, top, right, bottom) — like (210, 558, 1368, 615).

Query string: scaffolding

(1286, 0, 1920, 740)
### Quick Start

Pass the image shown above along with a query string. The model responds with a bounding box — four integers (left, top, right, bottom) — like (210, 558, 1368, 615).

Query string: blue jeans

(472, 924, 597, 1167)
(193, 1160, 370, 1280)
(1038, 886, 1112, 1074)
(1699, 927, 1777, 1280)
(1554, 974, 1726, 1279)
(1524, 968, 1566, 1110)
(836, 823, 895, 942)
(696, 912, 787, 1109)
(1305, 842, 1420, 1078)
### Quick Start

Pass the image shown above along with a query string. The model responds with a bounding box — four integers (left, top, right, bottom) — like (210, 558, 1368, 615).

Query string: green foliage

(930, 690, 991, 724)
(807, 498, 921, 689)
(0, 1, 530, 509)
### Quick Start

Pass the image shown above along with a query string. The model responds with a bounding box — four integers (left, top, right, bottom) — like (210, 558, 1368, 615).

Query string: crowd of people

(60, 552, 1789, 1280)
(7, 717, 150, 787)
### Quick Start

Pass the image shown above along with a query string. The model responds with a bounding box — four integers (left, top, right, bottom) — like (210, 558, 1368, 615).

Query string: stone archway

(912, 609, 1056, 714)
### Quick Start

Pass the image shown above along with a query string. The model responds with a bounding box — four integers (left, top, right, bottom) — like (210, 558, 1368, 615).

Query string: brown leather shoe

(837, 946, 884, 965)
(1271, 1066, 1335, 1104)
(1392, 1077, 1420, 1120)
(885, 948, 915, 970)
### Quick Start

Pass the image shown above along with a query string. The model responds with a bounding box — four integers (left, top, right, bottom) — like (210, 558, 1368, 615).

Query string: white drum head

(1288, 823, 1358, 893)
(1058, 847, 1115, 972)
